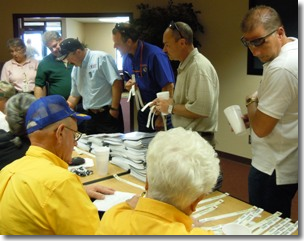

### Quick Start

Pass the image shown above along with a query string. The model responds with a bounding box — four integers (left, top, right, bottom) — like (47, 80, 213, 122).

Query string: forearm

(173, 104, 205, 119)
(161, 83, 174, 98)
(111, 79, 123, 109)
(67, 96, 81, 109)
(34, 86, 46, 98)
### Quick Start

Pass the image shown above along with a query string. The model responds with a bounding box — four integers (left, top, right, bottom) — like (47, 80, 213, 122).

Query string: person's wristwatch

(168, 104, 174, 114)
(110, 106, 119, 111)
(246, 97, 257, 107)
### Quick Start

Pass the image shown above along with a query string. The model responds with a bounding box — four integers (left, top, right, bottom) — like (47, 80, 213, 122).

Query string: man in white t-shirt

(0, 81, 16, 131)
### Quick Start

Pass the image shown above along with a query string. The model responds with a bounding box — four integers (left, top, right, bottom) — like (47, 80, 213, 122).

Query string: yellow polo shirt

(0, 146, 101, 235)
(100, 197, 214, 235)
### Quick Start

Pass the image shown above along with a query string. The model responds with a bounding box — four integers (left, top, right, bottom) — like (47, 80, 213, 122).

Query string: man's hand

(84, 184, 115, 200)
(154, 115, 165, 131)
(125, 79, 136, 92)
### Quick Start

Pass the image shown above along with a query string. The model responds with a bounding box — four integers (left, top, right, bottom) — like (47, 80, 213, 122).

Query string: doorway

(13, 13, 132, 64)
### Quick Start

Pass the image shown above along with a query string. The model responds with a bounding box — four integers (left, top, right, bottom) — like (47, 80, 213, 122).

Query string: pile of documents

(76, 132, 156, 182)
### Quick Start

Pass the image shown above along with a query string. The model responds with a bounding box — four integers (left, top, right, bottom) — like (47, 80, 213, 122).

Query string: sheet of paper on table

(93, 191, 136, 211)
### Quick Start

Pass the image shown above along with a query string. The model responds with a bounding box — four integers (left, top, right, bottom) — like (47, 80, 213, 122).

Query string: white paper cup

(156, 91, 170, 117)
(94, 147, 110, 176)
(224, 105, 246, 135)
(222, 223, 252, 235)
(156, 91, 169, 100)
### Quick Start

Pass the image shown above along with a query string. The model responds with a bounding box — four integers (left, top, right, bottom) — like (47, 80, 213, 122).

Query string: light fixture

(98, 16, 129, 23)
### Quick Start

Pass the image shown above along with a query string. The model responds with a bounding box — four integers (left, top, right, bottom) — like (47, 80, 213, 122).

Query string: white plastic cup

(224, 105, 247, 136)
(94, 147, 110, 176)
(156, 91, 170, 117)
(222, 223, 252, 235)
(156, 91, 169, 100)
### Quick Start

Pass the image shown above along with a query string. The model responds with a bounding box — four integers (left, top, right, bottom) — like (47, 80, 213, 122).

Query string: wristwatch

(168, 104, 174, 114)
(246, 97, 257, 107)
(110, 106, 119, 111)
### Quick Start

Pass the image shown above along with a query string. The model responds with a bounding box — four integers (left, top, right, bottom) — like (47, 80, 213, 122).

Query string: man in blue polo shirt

(112, 23, 175, 132)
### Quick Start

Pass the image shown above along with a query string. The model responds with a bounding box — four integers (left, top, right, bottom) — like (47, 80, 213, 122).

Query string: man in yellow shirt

(0, 95, 114, 234)
(100, 127, 220, 235)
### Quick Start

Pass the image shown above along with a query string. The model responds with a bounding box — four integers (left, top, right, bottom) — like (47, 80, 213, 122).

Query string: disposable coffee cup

(156, 91, 170, 116)
(156, 91, 169, 100)
(224, 105, 246, 136)
(94, 147, 110, 176)
(222, 223, 252, 235)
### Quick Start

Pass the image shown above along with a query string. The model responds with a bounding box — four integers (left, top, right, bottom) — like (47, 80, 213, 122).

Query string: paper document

(93, 191, 136, 211)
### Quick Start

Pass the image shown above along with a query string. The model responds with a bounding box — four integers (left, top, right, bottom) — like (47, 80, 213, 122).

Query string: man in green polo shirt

(34, 31, 73, 100)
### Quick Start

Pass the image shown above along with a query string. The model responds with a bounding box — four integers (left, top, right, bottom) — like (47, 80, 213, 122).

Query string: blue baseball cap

(26, 95, 91, 134)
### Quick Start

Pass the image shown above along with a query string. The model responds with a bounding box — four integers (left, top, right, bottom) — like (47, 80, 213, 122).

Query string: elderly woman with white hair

(100, 127, 220, 235)
(0, 93, 36, 169)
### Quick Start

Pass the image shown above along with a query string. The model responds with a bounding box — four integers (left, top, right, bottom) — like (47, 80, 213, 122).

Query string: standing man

(58, 38, 124, 134)
(112, 23, 175, 132)
(240, 5, 298, 218)
(34, 31, 73, 100)
(158, 21, 219, 148)
(157, 21, 221, 190)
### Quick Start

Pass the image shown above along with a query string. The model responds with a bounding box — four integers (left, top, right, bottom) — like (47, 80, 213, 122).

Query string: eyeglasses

(168, 21, 184, 39)
(63, 126, 82, 141)
(241, 29, 277, 48)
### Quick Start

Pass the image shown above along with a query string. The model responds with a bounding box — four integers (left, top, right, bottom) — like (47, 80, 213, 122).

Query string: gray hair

(241, 5, 282, 33)
(6, 93, 36, 141)
(7, 38, 26, 50)
(0, 81, 16, 99)
(146, 127, 220, 212)
(42, 31, 61, 46)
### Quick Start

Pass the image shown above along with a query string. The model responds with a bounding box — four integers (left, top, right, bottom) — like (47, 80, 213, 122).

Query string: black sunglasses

(169, 21, 184, 39)
(241, 29, 277, 48)
(114, 23, 130, 36)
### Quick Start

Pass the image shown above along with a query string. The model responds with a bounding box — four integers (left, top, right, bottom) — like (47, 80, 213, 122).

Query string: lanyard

(133, 41, 144, 77)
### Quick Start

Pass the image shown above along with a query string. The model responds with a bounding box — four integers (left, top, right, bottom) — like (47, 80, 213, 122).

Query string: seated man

(0, 93, 36, 170)
(0, 80, 16, 131)
(0, 95, 114, 234)
(100, 127, 220, 235)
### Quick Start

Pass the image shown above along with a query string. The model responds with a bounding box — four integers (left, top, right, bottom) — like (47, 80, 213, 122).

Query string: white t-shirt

(251, 38, 298, 185)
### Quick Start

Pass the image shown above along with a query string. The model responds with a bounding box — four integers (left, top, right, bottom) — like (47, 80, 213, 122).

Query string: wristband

(246, 97, 257, 107)
(110, 106, 119, 111)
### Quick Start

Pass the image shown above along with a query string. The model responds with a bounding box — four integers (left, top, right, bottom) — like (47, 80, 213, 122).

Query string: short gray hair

(6, 93, 36, 137)
(7, 38, 26, 50)
(42, 31, 61, 46)
(0, 81, 16, 99)
(146, 127, 220, 212)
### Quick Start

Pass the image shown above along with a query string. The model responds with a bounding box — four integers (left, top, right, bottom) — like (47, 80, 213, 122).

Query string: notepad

(93, 191, 136, 211)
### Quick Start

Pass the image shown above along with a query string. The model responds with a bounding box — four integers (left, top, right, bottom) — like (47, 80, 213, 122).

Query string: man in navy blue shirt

(112, 23, 175, 132)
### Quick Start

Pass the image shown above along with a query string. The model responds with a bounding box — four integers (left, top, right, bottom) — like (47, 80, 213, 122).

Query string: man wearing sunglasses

(112, 23, 175, 132)
(241, 5, 298, 218)
(157, 21, 221, 191)
(159, 21, 219, 149)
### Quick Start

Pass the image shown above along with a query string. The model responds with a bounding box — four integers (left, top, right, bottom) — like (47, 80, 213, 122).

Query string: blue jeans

(248, 166, 298, 218)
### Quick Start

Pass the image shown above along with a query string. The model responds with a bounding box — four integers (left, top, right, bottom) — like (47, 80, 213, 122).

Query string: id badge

(22, 82, 29, 92)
